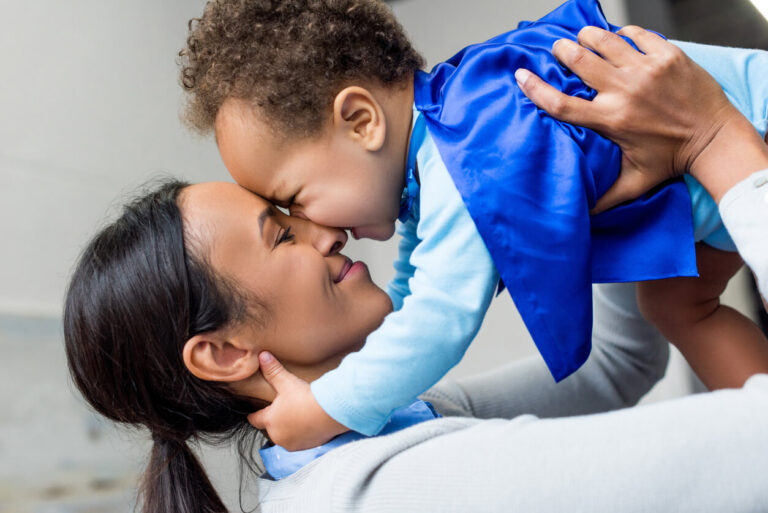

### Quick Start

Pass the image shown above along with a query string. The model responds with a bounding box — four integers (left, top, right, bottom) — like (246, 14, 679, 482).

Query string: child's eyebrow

(258, 206, 276, 237)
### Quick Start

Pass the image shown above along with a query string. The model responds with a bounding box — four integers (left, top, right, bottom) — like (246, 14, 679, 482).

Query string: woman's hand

(515, 25, 744, 212)
(248, 352, 349, 451)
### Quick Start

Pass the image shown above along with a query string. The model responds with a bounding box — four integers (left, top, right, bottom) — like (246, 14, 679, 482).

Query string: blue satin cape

(412, 0, 697, 381)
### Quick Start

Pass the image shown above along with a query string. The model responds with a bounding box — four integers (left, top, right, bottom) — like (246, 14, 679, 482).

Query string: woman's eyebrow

(258, 206, 276, 238)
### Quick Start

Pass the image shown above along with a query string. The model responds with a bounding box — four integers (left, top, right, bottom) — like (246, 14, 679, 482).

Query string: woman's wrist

(689, 111, 768, 203)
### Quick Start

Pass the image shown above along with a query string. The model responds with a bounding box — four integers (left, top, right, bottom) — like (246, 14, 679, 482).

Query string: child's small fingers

(247, 410, 268, 430)
(258, 351, 300, 392)
(516, 68, 601, 128)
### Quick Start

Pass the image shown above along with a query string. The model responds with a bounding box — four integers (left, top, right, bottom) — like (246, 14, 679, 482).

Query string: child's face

(216, 101, 405, 241)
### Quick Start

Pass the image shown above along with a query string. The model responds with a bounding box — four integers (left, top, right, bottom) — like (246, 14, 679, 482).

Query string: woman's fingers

(617, 25, 669, 55)
(515, 68, 602, 129)
(551, 38, 613, 90)
(576, 26, 639, 67)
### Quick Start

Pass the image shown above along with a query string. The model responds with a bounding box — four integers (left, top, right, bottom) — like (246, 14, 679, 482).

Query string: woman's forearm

(425, 282, 668, 420)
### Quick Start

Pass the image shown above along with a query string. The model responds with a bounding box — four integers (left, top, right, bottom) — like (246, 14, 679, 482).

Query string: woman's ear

(182, 330, 260, 383)
(333, 86, 386, 152)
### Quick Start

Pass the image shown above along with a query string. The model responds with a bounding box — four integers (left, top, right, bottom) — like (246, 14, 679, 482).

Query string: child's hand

(515, 25, 741, 213)
(248, 352, 349, 452)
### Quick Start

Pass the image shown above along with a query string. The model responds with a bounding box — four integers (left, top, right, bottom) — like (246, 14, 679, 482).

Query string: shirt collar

(259, 400, 440, 480)
(398, 109, 427, 222)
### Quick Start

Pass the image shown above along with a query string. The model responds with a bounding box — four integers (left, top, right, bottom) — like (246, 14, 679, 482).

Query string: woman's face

(180, 182, 393, 366)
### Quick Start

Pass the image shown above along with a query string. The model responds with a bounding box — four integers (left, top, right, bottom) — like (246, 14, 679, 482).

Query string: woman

(65, 26, 768, 513)
(65, 177, 768, 513)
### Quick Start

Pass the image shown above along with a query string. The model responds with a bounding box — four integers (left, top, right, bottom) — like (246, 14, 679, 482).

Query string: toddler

(179, 0, 768, 449)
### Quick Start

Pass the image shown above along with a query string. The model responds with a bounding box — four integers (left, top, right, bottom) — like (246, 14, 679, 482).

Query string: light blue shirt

(259, 400, 440, 480)
(311, 41, 768, 436)
(677, 40, 768, 251)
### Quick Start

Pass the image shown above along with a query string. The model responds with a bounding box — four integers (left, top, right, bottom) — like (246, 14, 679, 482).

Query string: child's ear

(182, 329, 260, 383)
(333, 86, 386, 152)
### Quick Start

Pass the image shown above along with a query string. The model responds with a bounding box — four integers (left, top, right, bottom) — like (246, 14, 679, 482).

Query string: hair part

(64, 179, 267, 513)
(179, 0, 424, 139)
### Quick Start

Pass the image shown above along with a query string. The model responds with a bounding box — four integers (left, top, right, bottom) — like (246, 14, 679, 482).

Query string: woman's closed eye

(274, 226, 295, 248)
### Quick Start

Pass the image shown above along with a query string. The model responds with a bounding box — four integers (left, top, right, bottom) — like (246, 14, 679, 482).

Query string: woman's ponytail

(140, 435, 226, 513)
(63, 180, 265, 513)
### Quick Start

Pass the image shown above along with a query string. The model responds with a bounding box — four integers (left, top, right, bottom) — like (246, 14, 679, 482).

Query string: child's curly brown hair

(179, 0, 424, 138)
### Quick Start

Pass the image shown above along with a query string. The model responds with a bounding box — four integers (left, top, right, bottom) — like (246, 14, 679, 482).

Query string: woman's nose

(309, 222, 347, 256)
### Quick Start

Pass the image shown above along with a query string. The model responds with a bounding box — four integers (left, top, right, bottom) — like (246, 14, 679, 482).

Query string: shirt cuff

(718, 168, 768, 298)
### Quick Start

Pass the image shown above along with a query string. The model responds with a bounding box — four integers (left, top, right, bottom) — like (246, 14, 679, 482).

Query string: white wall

(0, 0, 627, 318)
(0, 0, 225, 318)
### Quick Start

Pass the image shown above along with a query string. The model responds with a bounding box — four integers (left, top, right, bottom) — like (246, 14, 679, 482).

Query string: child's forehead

(216, 100, 285, 152)
(215, 99, 262, 134)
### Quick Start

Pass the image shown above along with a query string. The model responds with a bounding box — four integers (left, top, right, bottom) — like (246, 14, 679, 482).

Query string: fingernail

(260, 352, 274, 364)
(515, 68, 531, 88)
(553, 38, 575, 51)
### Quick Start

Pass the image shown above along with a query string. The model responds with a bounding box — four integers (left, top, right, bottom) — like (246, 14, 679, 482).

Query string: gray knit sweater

(254, 282, 768, 512)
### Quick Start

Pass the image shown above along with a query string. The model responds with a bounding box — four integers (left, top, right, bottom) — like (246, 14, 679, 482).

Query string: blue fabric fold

(412, 0, 697, 381)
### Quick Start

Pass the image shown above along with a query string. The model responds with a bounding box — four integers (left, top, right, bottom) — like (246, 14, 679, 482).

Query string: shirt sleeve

(719, 168, 768, 299)
(311, 150, 499, 436)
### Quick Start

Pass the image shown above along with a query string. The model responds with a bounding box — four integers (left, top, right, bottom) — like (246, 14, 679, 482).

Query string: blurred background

(1, 0, 767, 511)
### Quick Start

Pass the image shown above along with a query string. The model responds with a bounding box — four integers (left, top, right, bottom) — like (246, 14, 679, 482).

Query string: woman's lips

(346, 261, 366, 279)
(335, 259, 366, 283)
(335, 258, 353, 283)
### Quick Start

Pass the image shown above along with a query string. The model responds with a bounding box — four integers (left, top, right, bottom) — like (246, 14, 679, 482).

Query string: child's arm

(637, 243, 768, 389)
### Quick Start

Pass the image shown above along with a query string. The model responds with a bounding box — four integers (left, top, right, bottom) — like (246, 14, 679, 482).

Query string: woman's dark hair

(179, 0, 425, 138)
(64, 180, 265, 513)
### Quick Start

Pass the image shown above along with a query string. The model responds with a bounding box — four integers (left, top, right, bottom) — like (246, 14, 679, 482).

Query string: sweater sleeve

(422, 282, 670, 420)
(311, 141, 499, 436)
(719, 168, 768, 299)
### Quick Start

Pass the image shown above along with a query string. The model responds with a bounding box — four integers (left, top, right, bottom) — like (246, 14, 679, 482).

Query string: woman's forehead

(183, 182, 268, 215)
(180, 182, 270, 244)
